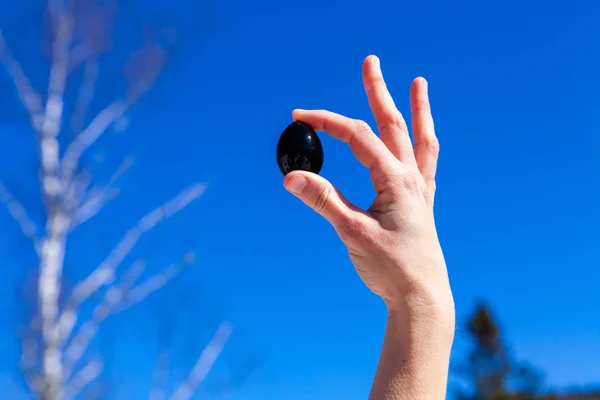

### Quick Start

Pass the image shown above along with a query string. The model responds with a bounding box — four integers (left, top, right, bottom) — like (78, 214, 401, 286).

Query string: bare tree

(0, 1, 230, 399)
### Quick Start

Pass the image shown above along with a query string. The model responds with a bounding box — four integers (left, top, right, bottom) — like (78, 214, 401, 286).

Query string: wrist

(385, 280, 456, 343)
(383, 251, 455, 330)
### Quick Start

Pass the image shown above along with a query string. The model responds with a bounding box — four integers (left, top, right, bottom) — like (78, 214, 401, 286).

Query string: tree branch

(63, 170, 92, 212)
(168, 322, 232, 400)
(67, 183, 205, 312)
(62, 40, 168, 187)
(119, 252, 195, 311)
(3, 2, 222, 398)
(0, 182, 40, 252)
(62, 260, 145, 379)
(61, 100, 128, 186)
(71, 157, 134, 229)
(63, 251, 196, 379)
(64, 358, 103, 400)
(0, 30, 45, 132)
(70, 58, 99, 135)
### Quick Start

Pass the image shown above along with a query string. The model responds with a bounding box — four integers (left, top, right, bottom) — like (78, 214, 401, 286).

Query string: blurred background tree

(455, 302, 600, 400)
(0, 0, 248, 399)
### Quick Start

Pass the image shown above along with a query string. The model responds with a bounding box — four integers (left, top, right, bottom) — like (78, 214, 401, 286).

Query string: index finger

(292, 109, 395, 171)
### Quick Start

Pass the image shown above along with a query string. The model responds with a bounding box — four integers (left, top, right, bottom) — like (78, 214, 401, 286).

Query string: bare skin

(283, 55, 455, 400)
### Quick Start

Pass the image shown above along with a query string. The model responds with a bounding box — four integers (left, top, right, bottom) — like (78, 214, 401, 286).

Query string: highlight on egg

(276, 121, 324, 176)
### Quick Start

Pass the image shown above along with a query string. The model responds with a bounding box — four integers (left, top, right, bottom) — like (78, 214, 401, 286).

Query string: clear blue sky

(0, 0, 599, 399)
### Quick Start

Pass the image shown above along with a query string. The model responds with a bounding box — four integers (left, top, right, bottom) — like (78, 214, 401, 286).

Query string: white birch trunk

(0, 2, 231, 398)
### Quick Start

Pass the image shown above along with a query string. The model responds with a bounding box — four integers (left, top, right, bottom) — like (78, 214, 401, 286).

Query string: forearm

(369, 292, 455, 400)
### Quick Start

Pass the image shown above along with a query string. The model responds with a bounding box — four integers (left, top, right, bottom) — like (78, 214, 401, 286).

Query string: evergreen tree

(456, 302, 541, 400)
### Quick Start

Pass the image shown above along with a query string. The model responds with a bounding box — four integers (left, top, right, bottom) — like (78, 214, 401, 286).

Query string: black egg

(276, 121, 324, 176)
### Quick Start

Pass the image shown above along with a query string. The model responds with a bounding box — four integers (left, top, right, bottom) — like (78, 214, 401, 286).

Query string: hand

(284, 55, 453, 320)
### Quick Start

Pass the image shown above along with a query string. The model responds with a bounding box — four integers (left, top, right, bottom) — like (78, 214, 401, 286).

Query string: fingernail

(285, 175, 307, 195)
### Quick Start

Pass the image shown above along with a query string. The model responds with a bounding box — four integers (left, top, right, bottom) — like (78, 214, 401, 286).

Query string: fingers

(292, 109, 395, 171)
(362, 55, 417, 167)
(410, 77, 439, 189)
(283, 170, 369, 234)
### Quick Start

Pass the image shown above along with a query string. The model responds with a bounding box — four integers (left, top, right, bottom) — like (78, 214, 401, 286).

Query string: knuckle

(338, 216, 372, 245)
(416, 97, 431, 113)
(389, 169, 433, 200)
(370, 162, 402, 189)
(423, 179, 436, 205)
(416, 137, 440, 160)
(426, 137, 440, 158)
(398, 169, 423, 192)
(321, 115, 332, 132)
(378, 113, 408, 134)
(370, 156, 391, 175)
(314, 184, 332, 213)
(365, 74, 386, 93)
(354, 119, 372, 135)
(348, 119, 372, 147)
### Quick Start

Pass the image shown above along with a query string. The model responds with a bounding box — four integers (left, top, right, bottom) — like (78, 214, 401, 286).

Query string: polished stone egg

(276, 121, 324, 176)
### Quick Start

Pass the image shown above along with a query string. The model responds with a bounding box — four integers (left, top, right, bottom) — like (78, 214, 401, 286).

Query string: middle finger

(362, 55, 417, 167)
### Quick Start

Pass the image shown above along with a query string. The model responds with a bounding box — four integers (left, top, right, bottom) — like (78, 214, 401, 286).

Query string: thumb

(283, 171, 356, 228)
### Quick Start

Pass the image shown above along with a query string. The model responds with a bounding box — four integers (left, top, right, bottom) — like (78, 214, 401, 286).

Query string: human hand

(284, 55, 453, 322)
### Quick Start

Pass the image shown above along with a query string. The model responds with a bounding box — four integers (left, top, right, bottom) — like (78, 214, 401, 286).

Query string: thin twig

(168, 322, 232, 400)
(62, 260, 145, 379)
(120, 252, 195, 310)
(0, 30, 45, 131)
(62, 40, 167, 187)
(64, 358, 104, 400)
(67, 183, 205, 310)
(71, 58, 99, 135)
(61, 100, 127, 186)
(63, 170, 92, 212)
(63, 251, 194, 380)
(0, 182, 40, 252)
(71, 157, 134, 229)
